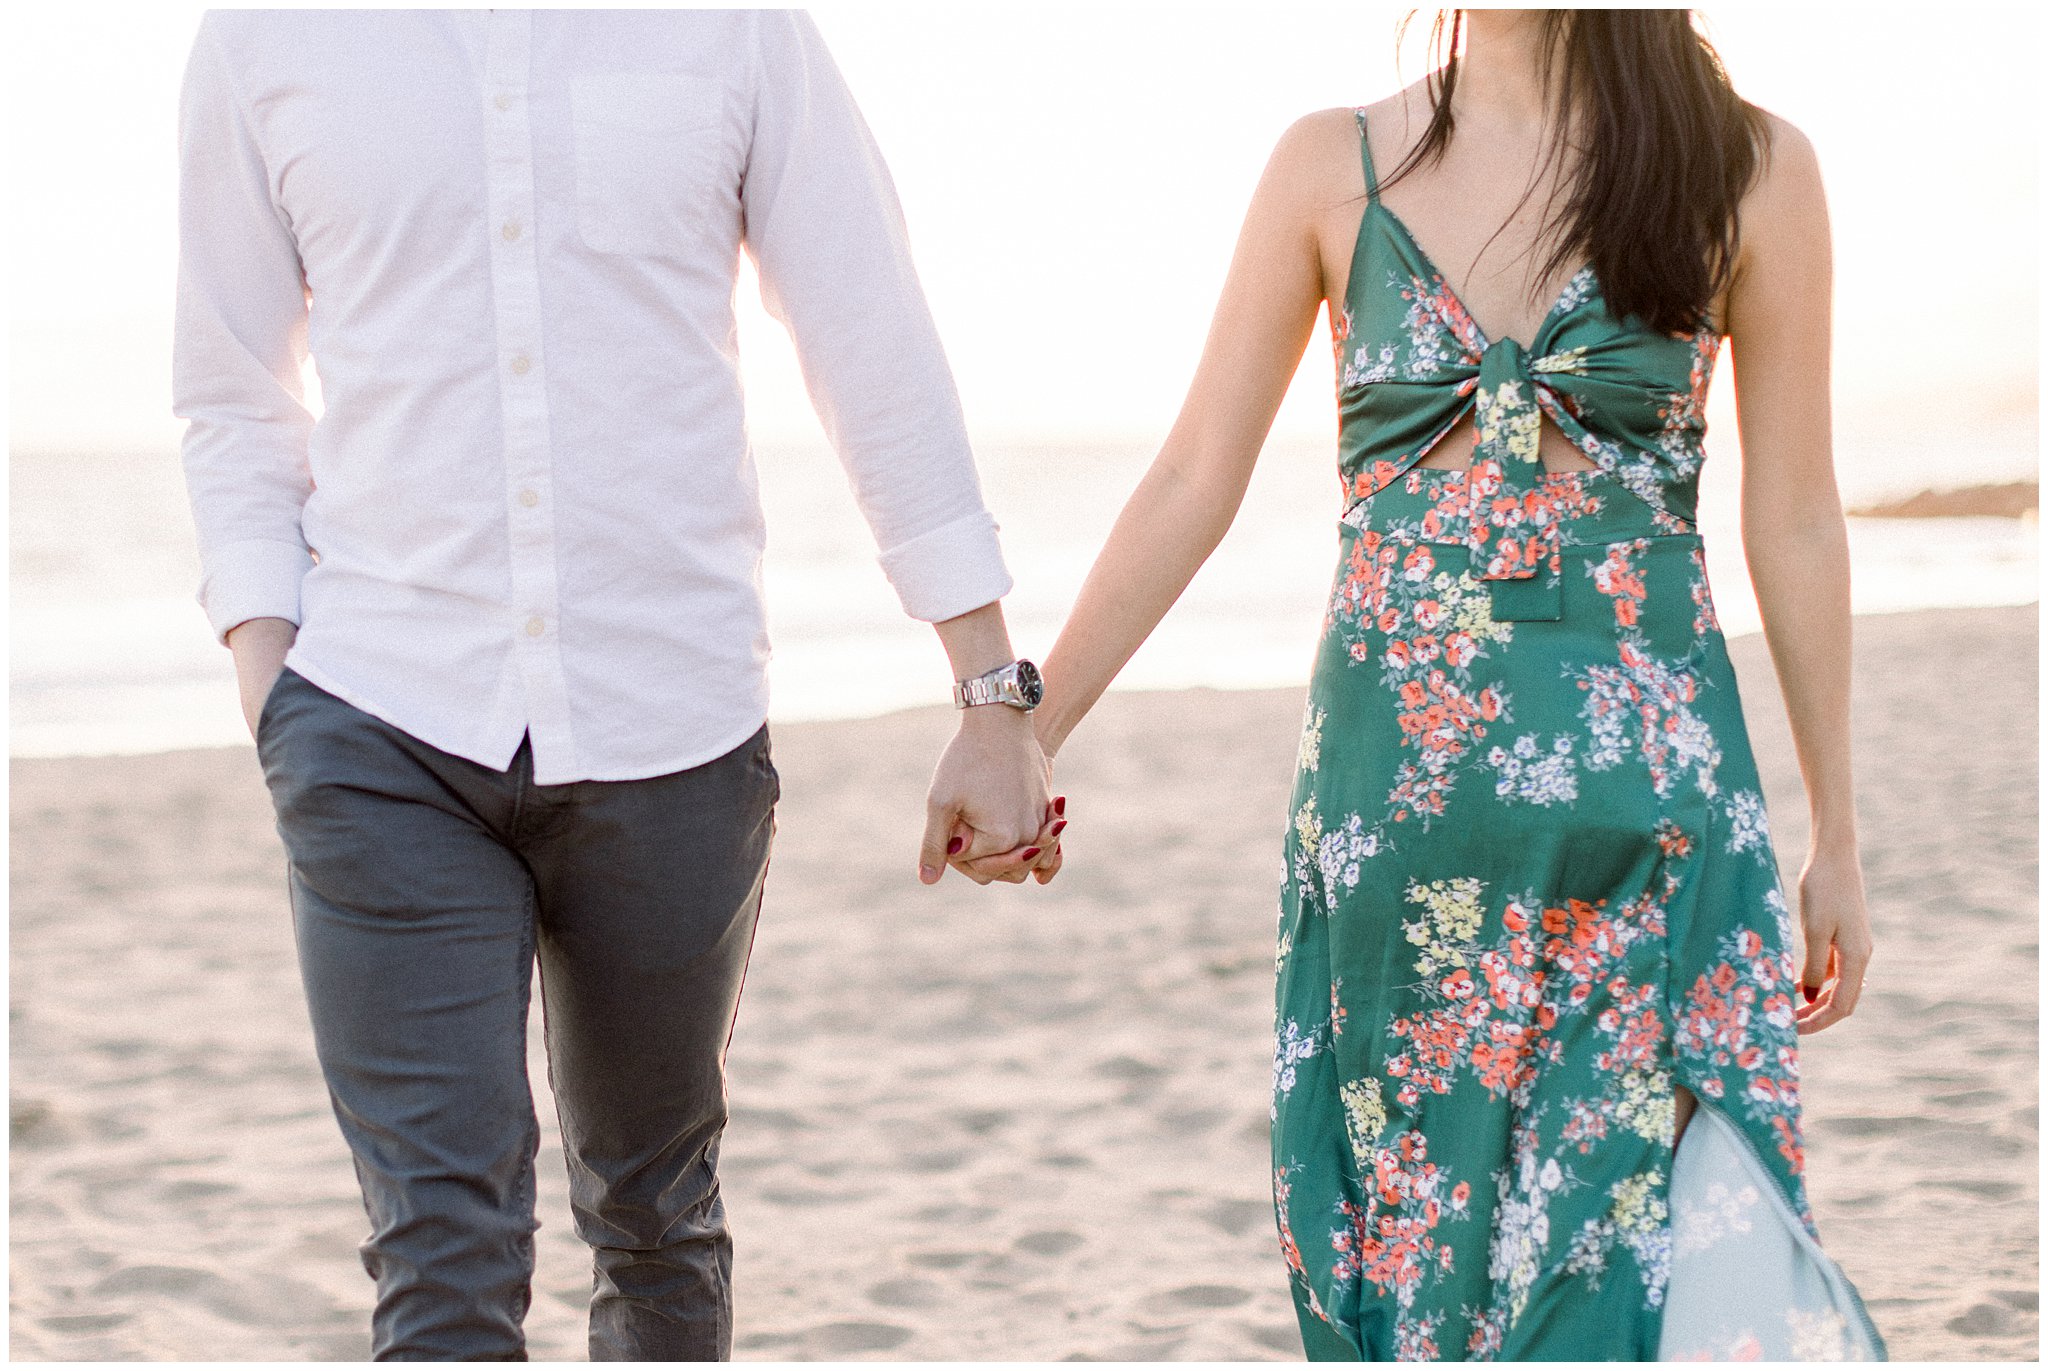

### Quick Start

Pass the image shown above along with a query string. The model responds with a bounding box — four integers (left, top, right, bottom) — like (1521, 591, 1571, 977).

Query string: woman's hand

(949, 795, 1067, 886)
(1792, 841, 1873, 1034)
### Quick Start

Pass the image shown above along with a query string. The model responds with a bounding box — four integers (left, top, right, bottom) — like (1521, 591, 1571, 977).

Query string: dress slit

(1657, 1101, 1886, 1360)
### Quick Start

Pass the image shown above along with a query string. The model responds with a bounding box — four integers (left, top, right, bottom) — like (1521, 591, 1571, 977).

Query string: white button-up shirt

(175, 9, 1011, 783)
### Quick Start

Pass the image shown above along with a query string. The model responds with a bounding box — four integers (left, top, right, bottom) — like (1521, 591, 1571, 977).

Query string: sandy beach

(8, 605, 2038, 1361)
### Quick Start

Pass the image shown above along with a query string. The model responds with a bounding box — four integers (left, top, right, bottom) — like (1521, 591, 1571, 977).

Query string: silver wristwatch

(954, 658, 1044, 712)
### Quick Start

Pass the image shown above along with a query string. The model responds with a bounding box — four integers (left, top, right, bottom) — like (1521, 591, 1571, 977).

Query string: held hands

(919, 706, 1065, 886)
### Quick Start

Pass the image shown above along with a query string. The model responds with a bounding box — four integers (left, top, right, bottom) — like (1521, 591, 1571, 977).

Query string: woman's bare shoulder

(1742, 109, 1826, 223)
(1240, 108, 1359, 227)
(1255, 84, 1434, 230)
(1272, 107, 1365, 171)
(1734, 108, 1828, 274)
(1268, 92, 1413, 209)
(1725, 108, 1829, 334)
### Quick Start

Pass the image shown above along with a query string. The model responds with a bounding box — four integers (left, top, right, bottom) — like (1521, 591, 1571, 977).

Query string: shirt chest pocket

(570, 71, 727, 257)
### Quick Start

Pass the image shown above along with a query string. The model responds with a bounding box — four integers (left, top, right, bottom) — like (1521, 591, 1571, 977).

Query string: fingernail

(947, 837, 964, 855)
(1801, 984, 1818, 1003)
(1050, 820, 1067, 836)
(920, 864, 939, 883)
(1021, 847, 1041, 860)
(1054, 796, 1066, 816)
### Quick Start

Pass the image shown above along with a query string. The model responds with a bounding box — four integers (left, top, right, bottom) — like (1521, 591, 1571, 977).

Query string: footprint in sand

(806, 1321, 913, 1354)
(901, 1149, 968, 1174)
(1948, 1302, 2026, 1338)
(94, 1264, 226, 1300)
(760, 1183, 871, 1207)
(1928, 1089, 2005, 1108)
(910, 1201, 993, 1223)
(1158, 1106, 1227, 1135)
(1200, 1197, 1272, 1237)
(37, 1313, 132, 1334)
(1164, 1283, 1254, 1309)
(905, 1249, 977, 1270)
(955, 1108, 1011, 1135)
(867, 1277, 943, 1309)
(1815, 1114, 1924, 1138)
(1091, 1055, 1166, 1082)
(1928, 1177, 2022, 1201)
(1015, 1230, 1084, 1257)
(736, 1330, 798, 1353)
(1242, 1321, 1304, 1354)
(11, 1097, 57, 1146)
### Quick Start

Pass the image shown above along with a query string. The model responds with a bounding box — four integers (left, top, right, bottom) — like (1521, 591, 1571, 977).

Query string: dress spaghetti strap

(1353, 107, 1380, 201)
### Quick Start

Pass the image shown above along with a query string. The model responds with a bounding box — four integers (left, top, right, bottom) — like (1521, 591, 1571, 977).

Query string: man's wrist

(957, 701, 1035, 732)
(931, 601, 1014, 679)
(953, 658, 1043, 712)
(227, 616, 298, 653)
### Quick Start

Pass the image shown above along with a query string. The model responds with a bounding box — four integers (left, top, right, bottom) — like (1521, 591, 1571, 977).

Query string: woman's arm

(1724, 115, 1872, 1034)
(1032, 115, 1344, 758)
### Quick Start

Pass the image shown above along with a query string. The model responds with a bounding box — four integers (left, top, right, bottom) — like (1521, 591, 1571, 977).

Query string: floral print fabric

(1267, 112, 1886, 1361)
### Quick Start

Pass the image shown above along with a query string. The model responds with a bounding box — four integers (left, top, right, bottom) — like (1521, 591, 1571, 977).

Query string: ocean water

(8, 428, 2038, 759)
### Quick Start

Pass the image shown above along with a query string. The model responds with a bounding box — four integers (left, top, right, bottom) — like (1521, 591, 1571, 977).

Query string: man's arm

(173, 16, 316, 734)
(738, 12, 1051, 884)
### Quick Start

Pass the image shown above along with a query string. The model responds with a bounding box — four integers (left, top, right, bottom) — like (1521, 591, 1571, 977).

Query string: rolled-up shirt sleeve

(739, 10, 1012, 624)
(173, 16, 317, 644)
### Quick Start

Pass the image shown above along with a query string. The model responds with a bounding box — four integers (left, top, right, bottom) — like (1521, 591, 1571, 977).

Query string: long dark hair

(1381, 10, 1769, 335)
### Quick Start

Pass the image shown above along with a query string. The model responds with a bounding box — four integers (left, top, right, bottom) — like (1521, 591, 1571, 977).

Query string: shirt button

(525, 615, 545, 638)
(501, 219, 522, 242)
(510, 354, 532, 376)
(494, 93, 513, 112)
(518, 487, 540, 508)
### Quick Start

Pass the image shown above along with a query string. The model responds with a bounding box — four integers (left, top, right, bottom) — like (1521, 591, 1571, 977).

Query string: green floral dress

(1268, 111, 1888, 1361)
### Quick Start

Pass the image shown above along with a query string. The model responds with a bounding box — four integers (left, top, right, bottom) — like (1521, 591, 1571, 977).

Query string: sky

(6, 2, 2041, 464)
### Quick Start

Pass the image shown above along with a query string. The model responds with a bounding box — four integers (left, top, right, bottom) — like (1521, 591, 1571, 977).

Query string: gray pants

(255, 667, 777, 1360)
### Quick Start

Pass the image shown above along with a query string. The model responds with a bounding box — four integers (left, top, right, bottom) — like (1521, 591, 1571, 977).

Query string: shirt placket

(482, 12, 578, 779)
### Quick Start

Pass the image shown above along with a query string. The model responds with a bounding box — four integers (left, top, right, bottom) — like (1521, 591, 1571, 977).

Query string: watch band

(953, 658, 1042, 711)
(955, 674, 1006, 708)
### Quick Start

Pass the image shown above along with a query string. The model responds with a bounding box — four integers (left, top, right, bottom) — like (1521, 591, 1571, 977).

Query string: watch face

(1016, 658, 1044, 707)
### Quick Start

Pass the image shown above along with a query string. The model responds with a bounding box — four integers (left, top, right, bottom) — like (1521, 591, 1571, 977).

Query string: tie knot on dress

(1467, 337, 1570, 620)
(1473, 338, 1545, 477)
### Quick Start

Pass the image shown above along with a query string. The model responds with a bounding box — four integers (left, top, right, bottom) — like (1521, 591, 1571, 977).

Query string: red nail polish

(1054, 796, 1066, 816)
(1050, 820, 1067, 836)
(947, 836, 964, 855)
(1801, 984, 1818, 1003)
(1021, 847, 1041, 860)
